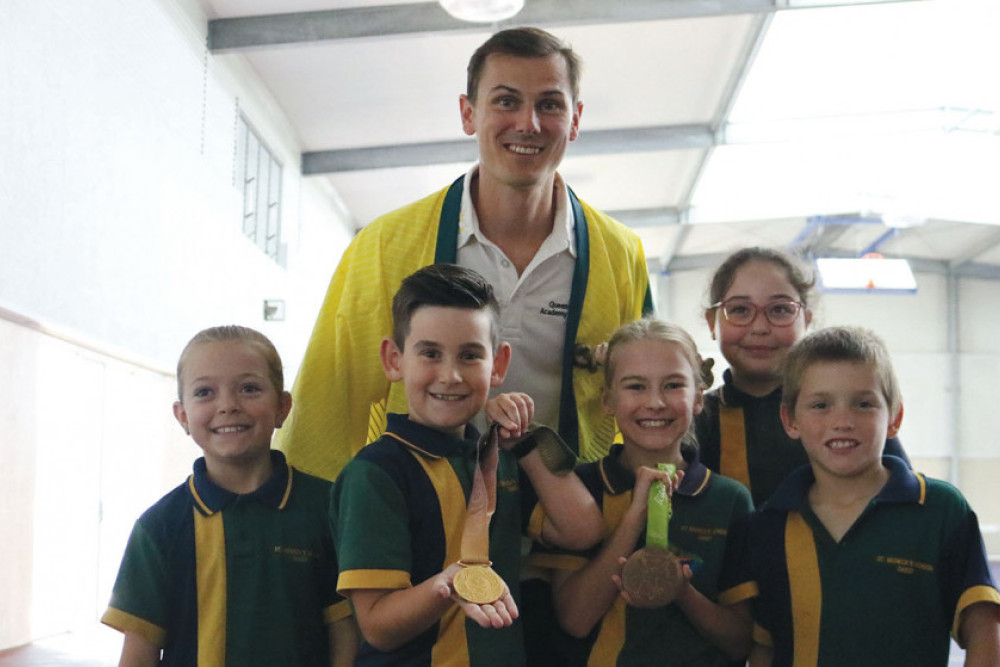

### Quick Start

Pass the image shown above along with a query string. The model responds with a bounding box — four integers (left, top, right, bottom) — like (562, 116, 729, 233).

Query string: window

(235, 115, 283, 264)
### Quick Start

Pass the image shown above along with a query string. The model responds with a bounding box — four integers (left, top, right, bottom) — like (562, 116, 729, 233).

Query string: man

(278, 27, 652, 481)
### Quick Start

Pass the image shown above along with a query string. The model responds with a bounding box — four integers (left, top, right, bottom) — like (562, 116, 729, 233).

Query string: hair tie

(573, 343, 605, 373)
(699, 357, 716, 389)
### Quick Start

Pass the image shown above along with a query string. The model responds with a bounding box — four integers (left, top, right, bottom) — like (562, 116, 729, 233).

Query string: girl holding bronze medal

(540, 319, 755, 665)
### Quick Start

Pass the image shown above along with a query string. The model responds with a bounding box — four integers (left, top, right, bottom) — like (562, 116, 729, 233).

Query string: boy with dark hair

(742, 326, 999, 666)
(331, 263, 603, 665)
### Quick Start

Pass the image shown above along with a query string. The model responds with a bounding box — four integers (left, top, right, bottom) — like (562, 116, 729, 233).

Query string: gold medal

(453, 562, 505, 604)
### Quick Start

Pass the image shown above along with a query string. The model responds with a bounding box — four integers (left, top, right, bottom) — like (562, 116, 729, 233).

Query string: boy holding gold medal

(331, 264, 603, 665)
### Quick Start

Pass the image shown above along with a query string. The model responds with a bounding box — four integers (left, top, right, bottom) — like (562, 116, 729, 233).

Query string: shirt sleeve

(101, 521, 170, 647)
(331, 457, 414, 593)
(939, 494, 1000, 642)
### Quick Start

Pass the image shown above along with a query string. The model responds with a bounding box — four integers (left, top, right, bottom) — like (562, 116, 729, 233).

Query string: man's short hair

(781, 326, 902, 417)
(391, 263, 501, 350)
(466, 27, 581, 103)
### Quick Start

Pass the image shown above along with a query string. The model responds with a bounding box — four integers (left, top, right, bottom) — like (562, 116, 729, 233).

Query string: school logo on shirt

(874, 554, 934, 575)
(498, 478, 519, 493)
(540, 301, 569, 318)
(274, 545, 320, 564)
(678, 524, 727, 543)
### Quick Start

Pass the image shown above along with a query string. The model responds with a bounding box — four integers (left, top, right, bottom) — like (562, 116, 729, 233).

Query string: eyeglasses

(711, 299, 805, 327)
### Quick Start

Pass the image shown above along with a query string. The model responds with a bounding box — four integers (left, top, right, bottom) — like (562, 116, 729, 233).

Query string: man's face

(460, 53, 582, 192)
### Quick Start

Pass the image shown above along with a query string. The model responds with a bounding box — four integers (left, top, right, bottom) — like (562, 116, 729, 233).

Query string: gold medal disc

(453, 565, 505, 604)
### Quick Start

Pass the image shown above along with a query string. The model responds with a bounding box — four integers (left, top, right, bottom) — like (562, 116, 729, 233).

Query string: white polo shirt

(456, 165, 576, 431)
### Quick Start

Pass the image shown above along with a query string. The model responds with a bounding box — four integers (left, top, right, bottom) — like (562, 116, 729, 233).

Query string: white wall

(0, 0, 352, 375)
(0, 0, 353, 650)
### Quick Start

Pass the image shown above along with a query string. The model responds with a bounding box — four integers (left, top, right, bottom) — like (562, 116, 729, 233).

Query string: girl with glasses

(694, 247, 909, 507)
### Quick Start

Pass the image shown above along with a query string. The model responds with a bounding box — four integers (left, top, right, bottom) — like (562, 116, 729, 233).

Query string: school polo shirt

(332, 414, 533, 666)
(102, 451, 346, 667)
(745, 456, 1000, 667)
(533, 444, 753, 666)
(457, 165, 575, 432)
(695, 369, 910, 507)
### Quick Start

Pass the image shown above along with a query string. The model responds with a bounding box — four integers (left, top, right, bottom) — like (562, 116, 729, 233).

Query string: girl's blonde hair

(604, 318, 714, 390)
(176, 325, 284, 399)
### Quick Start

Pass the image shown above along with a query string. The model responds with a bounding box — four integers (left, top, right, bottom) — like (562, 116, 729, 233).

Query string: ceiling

(200, 0, 1000, 280)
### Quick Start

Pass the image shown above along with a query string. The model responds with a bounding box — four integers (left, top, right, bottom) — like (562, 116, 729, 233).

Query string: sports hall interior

(1, 0, 997, 663)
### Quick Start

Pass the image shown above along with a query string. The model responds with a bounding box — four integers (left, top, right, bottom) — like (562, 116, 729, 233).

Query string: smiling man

(278, 27, 652, 480)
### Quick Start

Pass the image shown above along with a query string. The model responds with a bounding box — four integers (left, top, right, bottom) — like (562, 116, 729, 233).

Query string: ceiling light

(439, 0, 524, 23)
(815, 256, 917, 294)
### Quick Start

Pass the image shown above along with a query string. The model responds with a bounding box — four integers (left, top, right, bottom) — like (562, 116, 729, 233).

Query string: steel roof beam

(303, 124, 713, 174)
(208, 0, 921, 52)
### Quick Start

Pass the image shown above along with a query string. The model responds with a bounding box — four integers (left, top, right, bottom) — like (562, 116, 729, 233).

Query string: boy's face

(381, 305, 510, 438)
(173, 341, 292, 469)
(781, 360, 902, 482)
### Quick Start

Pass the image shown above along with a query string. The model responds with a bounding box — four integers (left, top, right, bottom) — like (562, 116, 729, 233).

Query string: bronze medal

(453, 563, 505, 604)
(621, 462, 683, 608)
(621, 547, 684, 608)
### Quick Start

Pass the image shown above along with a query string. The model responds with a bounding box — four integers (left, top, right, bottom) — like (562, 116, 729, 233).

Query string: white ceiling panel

(201, 0, 1000, 279)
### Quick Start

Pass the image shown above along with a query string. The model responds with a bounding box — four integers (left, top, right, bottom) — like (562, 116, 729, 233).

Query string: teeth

(431, 393, 464, 402)
(214, 425, 248, 434)
(637, 419, 669, 428)
(827, 440, 856, 449)
(507, 144, 541, 155)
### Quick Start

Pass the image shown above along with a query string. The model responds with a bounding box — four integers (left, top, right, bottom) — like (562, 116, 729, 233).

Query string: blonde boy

(742, 326, 1000, 666)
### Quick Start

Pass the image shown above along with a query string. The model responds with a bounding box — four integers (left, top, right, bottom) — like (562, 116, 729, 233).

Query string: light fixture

(815, 256, 917, 294)
(439, 0, 524, 23)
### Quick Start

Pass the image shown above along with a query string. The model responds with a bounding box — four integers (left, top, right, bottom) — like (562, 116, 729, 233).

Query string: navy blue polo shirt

(102, 450, 346, 666)
(745, 456, 1000, 666)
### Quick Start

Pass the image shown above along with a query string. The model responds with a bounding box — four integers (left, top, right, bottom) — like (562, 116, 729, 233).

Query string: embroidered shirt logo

(678, 525, 727, 542)
(274, 545, 319, 563)
(540, 301, 569, 318)
(875, 554, 934, 574)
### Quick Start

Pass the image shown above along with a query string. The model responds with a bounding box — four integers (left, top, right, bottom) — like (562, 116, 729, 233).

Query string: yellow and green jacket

(277, 176, 652, 481)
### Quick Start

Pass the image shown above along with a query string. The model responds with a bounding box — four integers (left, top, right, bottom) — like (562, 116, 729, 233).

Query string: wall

(657, 266, 1000, 554)
(0, 0, 353, 650)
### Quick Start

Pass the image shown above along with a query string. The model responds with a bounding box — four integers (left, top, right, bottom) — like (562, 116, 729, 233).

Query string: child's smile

(782, 360, 900, 481)
(604, 339, 703, 469)
(382, 306, 508, 438)
(173, 341, 291, 470)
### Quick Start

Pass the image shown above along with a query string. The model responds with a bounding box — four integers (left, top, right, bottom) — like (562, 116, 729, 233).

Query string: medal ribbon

(460, 425, 499, 565)
(645, 462, 676, 550)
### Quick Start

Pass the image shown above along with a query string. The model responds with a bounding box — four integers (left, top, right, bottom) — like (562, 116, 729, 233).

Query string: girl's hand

(485, 392, 534, 440)
(626, 466, 683, 522)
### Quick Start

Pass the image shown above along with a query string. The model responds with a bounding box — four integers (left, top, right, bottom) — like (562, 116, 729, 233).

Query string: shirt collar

(718, 368, 782, 408)
(762, 455, 923, 513)
(456, 164, 576, 257)
(188, 449, 293, 516)
(383, 412, 481, 459)
(598, 443, 713, 498)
